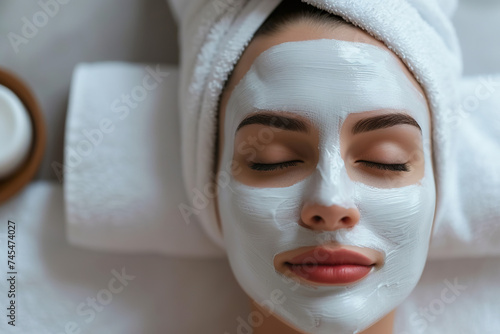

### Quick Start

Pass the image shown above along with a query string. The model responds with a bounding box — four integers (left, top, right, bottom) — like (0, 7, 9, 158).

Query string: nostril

(300, 205, 360, 230)
(340, 216, 351, 225)
(312, 215, 322, 223)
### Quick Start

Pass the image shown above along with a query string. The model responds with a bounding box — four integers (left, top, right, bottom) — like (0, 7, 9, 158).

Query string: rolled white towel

(63, 62, 225, 258)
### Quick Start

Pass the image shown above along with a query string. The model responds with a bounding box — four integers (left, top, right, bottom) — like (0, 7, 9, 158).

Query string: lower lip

(287, 264, 373, 285)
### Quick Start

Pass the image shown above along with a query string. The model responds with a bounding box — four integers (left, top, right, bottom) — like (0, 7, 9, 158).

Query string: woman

(214, 1, 433, 333)
(176, 0, 463, 333)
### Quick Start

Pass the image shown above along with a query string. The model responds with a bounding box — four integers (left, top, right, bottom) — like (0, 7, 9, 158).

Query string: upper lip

(286, 247, 375, 266)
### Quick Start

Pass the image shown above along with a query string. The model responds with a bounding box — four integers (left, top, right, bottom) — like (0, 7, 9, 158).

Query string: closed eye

(249, 160, 410, 172)
(249, 160, 303, 171)
(356, 160, 410, 172)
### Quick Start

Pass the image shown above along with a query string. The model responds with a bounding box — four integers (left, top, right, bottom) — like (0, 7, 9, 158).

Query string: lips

(285, 248, 375, 285)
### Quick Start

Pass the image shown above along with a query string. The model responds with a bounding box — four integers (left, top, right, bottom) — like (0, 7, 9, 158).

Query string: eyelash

(248, 160, 410, 172)
(355, 160, 410, 172)
(248, 160, 302, 171)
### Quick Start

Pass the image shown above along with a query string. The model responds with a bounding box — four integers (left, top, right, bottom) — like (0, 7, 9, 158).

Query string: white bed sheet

(0, 0, 499, 333)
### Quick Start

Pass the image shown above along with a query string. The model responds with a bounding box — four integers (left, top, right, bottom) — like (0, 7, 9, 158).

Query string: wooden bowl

(0, 69, 46, 205)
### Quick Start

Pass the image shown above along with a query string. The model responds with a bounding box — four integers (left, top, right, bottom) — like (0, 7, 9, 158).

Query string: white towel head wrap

(177, 0, 462, 250)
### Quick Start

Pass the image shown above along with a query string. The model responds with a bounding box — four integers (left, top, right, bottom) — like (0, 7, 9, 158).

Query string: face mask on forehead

(217, 39, 436, 334)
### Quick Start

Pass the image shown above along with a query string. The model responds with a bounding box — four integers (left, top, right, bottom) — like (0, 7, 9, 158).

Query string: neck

(251, 300, 395, 334)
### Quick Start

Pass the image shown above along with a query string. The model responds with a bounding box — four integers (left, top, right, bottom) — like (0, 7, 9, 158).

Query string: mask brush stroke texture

(217, 39, 436, 334)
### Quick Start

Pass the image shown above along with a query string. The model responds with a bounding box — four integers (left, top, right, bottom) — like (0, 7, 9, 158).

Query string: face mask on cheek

(217, 39, 436, 334)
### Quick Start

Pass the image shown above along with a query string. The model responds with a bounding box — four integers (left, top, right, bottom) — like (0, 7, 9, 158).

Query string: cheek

(354, 182, 435, 238)
(351, 181, 436, 278)
(226, 181, 305, 237)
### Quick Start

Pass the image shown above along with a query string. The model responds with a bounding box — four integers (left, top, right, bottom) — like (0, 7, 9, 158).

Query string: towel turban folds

(176, 0, 462, 251)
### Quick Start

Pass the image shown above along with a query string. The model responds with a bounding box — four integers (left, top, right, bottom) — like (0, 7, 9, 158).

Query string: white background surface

(0, 1, 499, 333)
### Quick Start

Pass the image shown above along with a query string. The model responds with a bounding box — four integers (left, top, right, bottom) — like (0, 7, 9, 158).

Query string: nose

(300, 202, 360, 231)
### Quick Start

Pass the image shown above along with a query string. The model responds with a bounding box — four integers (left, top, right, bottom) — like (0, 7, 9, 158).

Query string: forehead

(225, 23, 426, 99)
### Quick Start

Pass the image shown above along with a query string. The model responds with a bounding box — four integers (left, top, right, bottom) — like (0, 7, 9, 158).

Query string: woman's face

(215, 21, 435, 333)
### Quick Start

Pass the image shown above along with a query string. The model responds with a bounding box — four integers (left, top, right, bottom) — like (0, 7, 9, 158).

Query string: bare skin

(214, 20, 432, 334)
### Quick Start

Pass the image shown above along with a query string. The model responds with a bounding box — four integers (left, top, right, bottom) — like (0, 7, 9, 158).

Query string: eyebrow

(352, 113, 421, 135)
(235, 112, 421, 135)
(236, 113, 309, 133)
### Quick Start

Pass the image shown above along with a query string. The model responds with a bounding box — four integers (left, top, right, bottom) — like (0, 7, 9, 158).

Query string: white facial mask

(217, 39, 436, 334)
